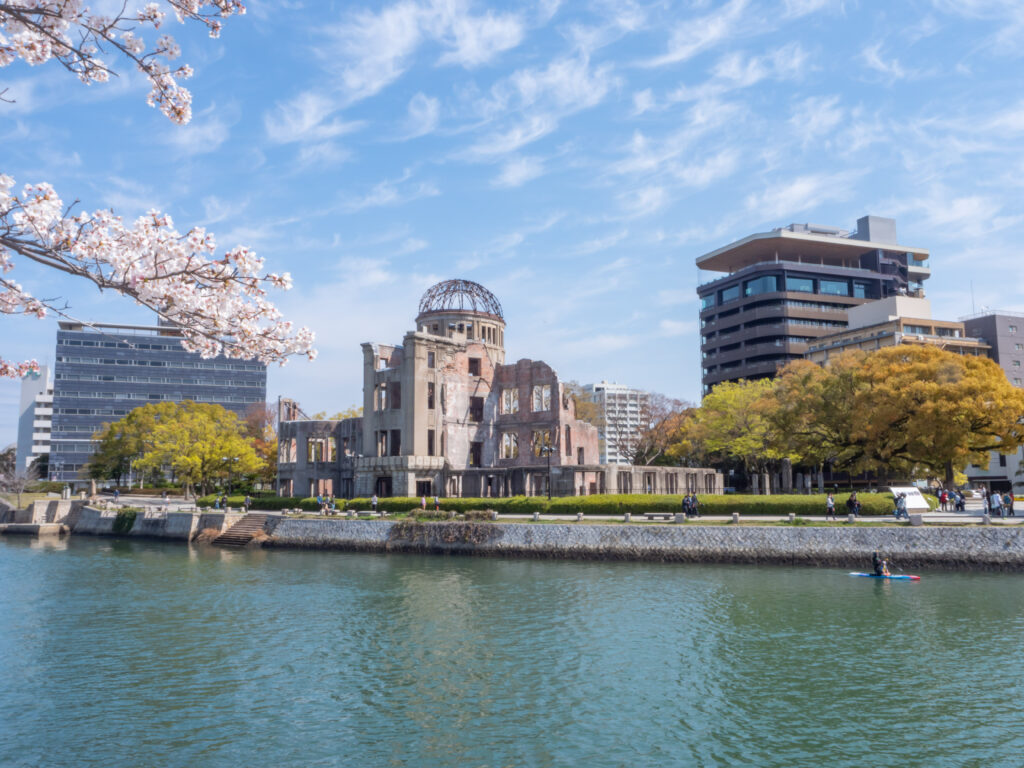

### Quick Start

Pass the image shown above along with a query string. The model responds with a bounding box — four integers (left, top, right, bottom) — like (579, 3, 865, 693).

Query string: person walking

(244, 494, 252, 513)
(434, 495, 440, 511)
(825, 493, 836, 520)
(845, 492, 861, 517)
(1003, 491, 1015, 518)
(895, 493, 908, 520)
(421, 495, 427, 511)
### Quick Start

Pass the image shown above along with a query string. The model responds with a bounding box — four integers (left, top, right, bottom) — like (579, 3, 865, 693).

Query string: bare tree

(617, 393, 692, 466)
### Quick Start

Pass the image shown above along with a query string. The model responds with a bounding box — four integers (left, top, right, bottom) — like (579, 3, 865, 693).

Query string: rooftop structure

(697, 215, 931, 392)
(805, 297, 990, 365)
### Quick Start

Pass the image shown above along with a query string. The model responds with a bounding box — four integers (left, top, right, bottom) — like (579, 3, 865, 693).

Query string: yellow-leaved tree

(129, 402, 264, 496)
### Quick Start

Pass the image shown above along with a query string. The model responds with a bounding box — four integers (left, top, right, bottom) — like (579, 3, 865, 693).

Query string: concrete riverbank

(4, 503, 1024, 570)
(262, 518, 1024, 570)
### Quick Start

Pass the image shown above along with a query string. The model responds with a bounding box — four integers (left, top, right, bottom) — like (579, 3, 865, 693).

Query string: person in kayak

(872, 550, 884, 576)
(881, 559, 892, 577)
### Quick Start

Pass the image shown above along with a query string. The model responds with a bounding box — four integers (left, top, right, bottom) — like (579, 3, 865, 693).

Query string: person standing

(1003, 491, 1015, 518)
(244, 494, 252, 513)
(421, 495, 427, 511)
(371, 494, 378, 515)
(434, 495, 440, 511)
(825, 493, 836, 520)
(989, 489, 1004, 519)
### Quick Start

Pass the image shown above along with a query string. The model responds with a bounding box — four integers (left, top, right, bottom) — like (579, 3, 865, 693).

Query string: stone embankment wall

(71, 508, 244, 540)
(263, 519, 1024, 570)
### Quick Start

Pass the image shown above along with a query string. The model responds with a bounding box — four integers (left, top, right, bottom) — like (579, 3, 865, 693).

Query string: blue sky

(3, 0, 1024, 446)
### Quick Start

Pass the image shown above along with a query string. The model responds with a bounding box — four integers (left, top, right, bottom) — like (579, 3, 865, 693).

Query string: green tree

(310, 405, 363, 420)
(135, 402, 263, 496)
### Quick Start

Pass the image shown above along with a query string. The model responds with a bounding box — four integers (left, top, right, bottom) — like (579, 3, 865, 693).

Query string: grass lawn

(0, 492, 55, 510)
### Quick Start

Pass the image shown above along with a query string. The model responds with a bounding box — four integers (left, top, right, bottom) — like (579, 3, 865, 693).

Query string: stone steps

(211, 514, 269, 548)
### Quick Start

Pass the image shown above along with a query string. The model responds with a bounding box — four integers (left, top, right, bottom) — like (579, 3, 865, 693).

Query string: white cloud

(342, 171, 440, 212)
(744, 172, 861, 221)
(632, 88, 655, 116)
(434, 3, 524, 67)
(618, 185, 667, 218)
(643, 0, 750, 68)
(202, 195, 247, 225)
(788, 95, 844, 145)
(492, 156, 545, 187)
(668, 43, 811, 103)
(402, 92, 441, 138)
(860, 43, 911, 81)
(297, 141, 352, 168)
(264, 91, 363, 143)
(165, 111, 232, 155)
(571, 229, 628, 255)
(659, 319, 693, 336)
(465, 114, 557, 158)
(674, 148, 740, 187)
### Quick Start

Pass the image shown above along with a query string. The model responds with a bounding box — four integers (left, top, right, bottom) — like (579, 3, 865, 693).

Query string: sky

(3, 0, 1024, 447)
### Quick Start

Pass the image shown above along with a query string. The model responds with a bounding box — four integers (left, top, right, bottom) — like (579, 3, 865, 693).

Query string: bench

(644, 512, 675, 521)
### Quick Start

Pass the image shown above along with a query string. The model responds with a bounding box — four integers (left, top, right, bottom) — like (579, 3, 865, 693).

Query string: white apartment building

(16, 365, 53, 474)
(583, 381, 650, 465)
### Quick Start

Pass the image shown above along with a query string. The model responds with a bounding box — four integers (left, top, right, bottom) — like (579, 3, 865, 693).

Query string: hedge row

(197, 492, 916, 516)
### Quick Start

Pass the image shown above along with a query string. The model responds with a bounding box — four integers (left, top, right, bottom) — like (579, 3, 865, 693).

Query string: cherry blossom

(0, 1, 316, 377)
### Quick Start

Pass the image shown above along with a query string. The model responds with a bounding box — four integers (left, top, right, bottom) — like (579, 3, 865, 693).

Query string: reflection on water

(1, 537, 1023, 767)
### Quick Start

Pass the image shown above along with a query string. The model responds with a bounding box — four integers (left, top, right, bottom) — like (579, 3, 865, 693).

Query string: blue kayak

(849, 572, 920, 581)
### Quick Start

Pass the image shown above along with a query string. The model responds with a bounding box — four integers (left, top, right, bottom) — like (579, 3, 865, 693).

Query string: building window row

(56, 355, 259, 371)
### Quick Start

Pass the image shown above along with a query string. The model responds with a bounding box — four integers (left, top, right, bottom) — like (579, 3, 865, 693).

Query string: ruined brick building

(277, 280, 722, 499)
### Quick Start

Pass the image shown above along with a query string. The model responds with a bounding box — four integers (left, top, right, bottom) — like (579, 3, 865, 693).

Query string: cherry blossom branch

(1, 2, 319, 378)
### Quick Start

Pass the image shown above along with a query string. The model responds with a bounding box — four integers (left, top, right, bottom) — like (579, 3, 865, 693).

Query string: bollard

(674, 513, 686, 524)
(489, 510, 498, 521)
(909, 513, 923, 527)
(448, 510, 456, 519)
(982, 514, 991, 525)
(623, 512, 631, 523)
(532, 511, 540, 522)
(347, 510, 355, 519)
(576, 512, 583, 522)
(847, 513, 856, 524)
(787, 513, 795, 523)
(731, 512, 739, 524)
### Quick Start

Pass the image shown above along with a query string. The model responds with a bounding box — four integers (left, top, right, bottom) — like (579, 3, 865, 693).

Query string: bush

(27, 481, 65, 494)
(112, 508, 138, 533)
(193, 492, 897, 516)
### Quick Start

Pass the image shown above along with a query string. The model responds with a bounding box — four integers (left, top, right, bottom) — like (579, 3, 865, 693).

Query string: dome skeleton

(418, 279, 504, 320)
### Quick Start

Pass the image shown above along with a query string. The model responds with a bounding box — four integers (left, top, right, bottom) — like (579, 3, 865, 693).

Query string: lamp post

(222, 456, 240, 494)
(539, 442, 554, 500)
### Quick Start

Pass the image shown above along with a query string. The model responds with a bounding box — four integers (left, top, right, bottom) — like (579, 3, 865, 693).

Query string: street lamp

(221, 456, 240, 494)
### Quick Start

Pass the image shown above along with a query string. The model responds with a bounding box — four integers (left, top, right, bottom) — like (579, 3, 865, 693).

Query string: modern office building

(805, 297, 989, 364)
(962, 312, 1024, 388)
(15, 365, 53, 473)
(277, 280, 723, 498)
(582, 381, 650, 464)
(696, 215, 931, 392)
(960, 311, 1024, 492)
(49, 320, 267, 487)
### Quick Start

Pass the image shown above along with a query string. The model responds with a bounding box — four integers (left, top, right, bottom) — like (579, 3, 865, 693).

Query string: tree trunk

(944, 460, 954, 490)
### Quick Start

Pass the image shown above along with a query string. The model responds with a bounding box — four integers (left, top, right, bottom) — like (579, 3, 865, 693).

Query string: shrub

(112, 508, 138, 533)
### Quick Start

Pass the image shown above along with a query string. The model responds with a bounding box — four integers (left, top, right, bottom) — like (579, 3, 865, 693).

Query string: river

(1, 537, 1022, 767)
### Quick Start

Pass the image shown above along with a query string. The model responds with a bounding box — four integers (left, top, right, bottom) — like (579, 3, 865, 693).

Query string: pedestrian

(691, 493, 700, 519)
(825, 493, 836, 520)
(846, 492, 861, 517)
(434, 495, 440, 511)
(421, 495, 427, 510)
(939, 490, 948, 512)
(113, 488, 120, 503)
(371, 494, 378, 515)
(1003, 491, 1014, 518)
(244, 494, 252, 512)
(872, 550, 883, 576)
(329, 494, 336, 511)
(161, 490, 168, 503)
(895, 493, 908, 520)
(989, 489, 1004, 519)
(681, 494, 689, 518)
(213, 496, 220, 510)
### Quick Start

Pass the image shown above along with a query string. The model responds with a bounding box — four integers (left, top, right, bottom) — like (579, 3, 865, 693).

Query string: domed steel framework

(417, 279, 504, 320)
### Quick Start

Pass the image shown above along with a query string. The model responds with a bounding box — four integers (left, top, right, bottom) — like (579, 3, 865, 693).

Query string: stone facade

(277, 279, 723, 499)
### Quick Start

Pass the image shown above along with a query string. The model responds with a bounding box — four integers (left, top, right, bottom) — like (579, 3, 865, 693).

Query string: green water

(1, 537, 1022, 767)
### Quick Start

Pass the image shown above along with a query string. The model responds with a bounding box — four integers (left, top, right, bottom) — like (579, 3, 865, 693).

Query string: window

(502, 388, 519, 414)
(469, 441, 482, 466)
(532, 429, 552, 457)
(1010, 325, 1018, 334)
(853, 282, 871, 299)
(391, 382, 401, 409)
(470, 396, 484, 422)
(904, 325, 930, 335)
(565, 425, 572, 456)
(376, 430, 388, 457)
(999, 454, 1007, 467)
(1015, 344, 1023, 351)
(468, 357, 481, 376)
(427, 382, 435, 410)
(577, 447, 584, 464)
(1014, 361, 1021, 367)
(819, 279, 850, 296)
(427, 351, 435, 368)
(532, 384, 552, 412)
(390, 429, 401, 456)
(700, 295, 715, 309)
(501, 432, 519, 459)
(720, 285, 740, 304)
(427, 429, 435, 456)
(744, 275, 778, 296)
(376, 383, 387, 410)
(785, 276, 814, 293)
